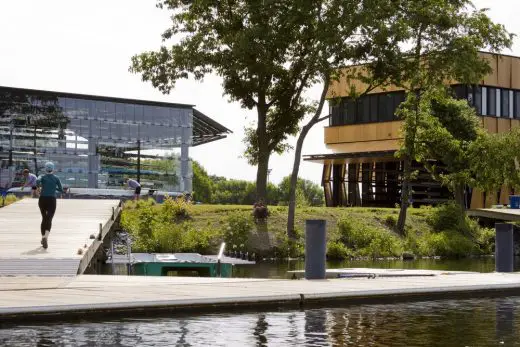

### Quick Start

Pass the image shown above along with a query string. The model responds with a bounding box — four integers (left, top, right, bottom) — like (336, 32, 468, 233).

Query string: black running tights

(38, 197, 56, 236)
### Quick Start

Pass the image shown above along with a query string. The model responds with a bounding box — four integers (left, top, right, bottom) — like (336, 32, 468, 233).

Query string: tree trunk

(396, 157, 410, 235)
(454, 183, 466, 210)
(287, 123, 312, 239)
(287, 80, 329, 239)
(256, 151, 269, 202)
(256, 102, 269, 202)
(396, 25, 425, 236)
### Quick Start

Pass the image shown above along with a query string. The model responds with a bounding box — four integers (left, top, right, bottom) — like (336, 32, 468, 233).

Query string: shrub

(475, 227, 495, 255)
(429, 202, 468, 233)
(273, 233, 304, 258)
(181, 226, 216, 254)
(420, 230, 476, 257)
(338, 215, 403, 258)
(327, 241, 351, 260)
(221, 212, 253, 250)
(384, 214, 398, 228)
(161, 196, 191, 221)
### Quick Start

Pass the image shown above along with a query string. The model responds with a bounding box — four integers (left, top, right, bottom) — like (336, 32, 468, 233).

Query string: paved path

(2, 272, 520, 322)
(0, 198, 120, 276)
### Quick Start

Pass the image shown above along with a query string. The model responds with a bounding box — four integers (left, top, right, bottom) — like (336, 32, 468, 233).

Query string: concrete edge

(2, 283, 520, 324)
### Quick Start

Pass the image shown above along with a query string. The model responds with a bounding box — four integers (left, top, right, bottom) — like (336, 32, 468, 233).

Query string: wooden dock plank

(1, 273, 520, 320)
(0, 199, 120, 276)
(467, 208, 520, 221)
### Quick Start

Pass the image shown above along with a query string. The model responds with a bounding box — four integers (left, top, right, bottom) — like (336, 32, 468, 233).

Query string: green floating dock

(130, 253, 233, 278)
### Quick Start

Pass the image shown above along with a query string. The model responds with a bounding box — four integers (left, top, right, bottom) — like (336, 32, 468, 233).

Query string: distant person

(21, 169, 38, 197)
(124, 178, 141, 200)
(36, 162, 66, 249)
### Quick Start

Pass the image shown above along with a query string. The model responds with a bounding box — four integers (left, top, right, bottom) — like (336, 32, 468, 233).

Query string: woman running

(36, 162, 65, 249)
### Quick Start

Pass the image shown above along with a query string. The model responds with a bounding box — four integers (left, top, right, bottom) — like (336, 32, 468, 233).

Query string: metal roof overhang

(192, 109, 232, 146)
(303, 150, 397, 165)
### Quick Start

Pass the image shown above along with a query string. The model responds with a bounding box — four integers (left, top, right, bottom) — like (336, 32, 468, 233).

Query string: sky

(0, 0, 519, 185)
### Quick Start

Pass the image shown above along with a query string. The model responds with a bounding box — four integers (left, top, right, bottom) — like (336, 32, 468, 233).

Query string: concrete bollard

(495, 223, 514, 272)
(305, 219, 326, 280)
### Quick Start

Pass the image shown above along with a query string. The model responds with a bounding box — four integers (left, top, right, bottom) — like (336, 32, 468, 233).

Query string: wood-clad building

(304, 52, 520, 208)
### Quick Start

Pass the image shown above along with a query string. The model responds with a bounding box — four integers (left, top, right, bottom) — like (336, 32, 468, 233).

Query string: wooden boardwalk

(468, 208, 520, 221)
(1, 272, 520, 322)
(0, 198, 120, 276)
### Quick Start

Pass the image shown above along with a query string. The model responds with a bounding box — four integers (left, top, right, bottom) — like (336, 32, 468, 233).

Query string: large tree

(414, 89, 482, 209)
(358, 0, 512, 234)
(468, 127, 520, 198)
(130, 0, 363, 203)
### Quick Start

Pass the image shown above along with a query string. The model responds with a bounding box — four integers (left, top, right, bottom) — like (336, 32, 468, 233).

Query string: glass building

(0, 86, 230, 193)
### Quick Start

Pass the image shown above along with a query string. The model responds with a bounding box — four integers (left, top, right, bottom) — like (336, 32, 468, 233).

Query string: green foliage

(278, 175, 324, 207)
(429, 202, 469, 234)
(273, 231, 305, 259)
(121, 202, 496, 259)
(415, 93, 482, 200)
(161, 195, 192, 221)
(338, 216, 403, 258)
(364, 0, 513, 233)
(221, 212, 253, 250)
(468, 128, 520, 194)
(383, 214, 398, 228)
(327, 241, 352, 260)
(419, 231, 476, 257)
(192, 161, 212, 203)
(120, 197, 219, 254)
(130, 0, 371, 201)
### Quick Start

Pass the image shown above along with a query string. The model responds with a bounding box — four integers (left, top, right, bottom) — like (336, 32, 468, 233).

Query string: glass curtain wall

(0, 88, 193, 192)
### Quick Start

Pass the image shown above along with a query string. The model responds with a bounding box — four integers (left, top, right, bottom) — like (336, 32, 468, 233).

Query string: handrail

(217, 242, 226, 261)
(216, 242, 226, 277)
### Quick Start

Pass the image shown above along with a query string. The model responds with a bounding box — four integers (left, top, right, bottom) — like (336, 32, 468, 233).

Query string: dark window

(453, 85, 467, 100)
(515, 91, 520, 119)
(474, 86, 482, 115)
(487, 88, 496, 116)
(346, 99, 356, 124)
(393, 92, 406, 119)
(369, 95, 378, 122)
(360, 96, 370, 123)
(379, 94, 393, 121)
(501, 90, 510, 118)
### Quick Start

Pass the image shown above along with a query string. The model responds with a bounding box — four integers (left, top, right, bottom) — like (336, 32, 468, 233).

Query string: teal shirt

(37, 174, 64, 197)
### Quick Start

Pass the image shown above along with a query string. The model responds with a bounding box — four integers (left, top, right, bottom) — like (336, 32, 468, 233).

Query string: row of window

(330, 85, 520, 126)
(453, 85, 520, 118)
(329, 91, 405, 125)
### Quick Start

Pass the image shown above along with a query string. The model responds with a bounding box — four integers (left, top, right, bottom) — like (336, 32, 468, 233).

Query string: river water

(1, 297, 519, 346)
(3, 258, 520, 346)
(232, 257, 500, 278)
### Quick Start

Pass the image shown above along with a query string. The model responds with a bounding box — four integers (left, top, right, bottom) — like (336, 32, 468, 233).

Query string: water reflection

(3, 297, 520, 346)
(304, 310, 328, 346)
(253, 314, 268, 346)
(231, 257, 501, 279)
(496, 299, 516, 345)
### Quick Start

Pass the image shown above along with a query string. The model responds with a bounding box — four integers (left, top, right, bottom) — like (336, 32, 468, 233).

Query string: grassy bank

(120, 198, 495, 260)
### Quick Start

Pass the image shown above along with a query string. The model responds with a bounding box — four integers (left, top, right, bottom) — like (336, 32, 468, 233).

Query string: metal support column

(137, 140, 141, 183)
(87, 137, 99, 188)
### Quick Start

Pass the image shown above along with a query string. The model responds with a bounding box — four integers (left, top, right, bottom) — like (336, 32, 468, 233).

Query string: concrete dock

(2, 271, 520, 323)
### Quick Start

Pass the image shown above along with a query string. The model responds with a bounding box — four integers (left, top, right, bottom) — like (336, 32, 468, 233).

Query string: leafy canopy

(130, 0, 381, 170)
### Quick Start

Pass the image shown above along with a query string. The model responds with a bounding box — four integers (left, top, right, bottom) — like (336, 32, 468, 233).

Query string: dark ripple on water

(2, 297, 520, 347)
